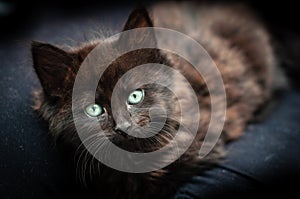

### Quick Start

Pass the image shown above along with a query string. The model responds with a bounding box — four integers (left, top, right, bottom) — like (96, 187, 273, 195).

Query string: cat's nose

(114, 121, 131, 132)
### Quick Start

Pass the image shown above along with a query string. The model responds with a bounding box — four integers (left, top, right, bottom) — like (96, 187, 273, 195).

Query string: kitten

(31, 2, 283, 199)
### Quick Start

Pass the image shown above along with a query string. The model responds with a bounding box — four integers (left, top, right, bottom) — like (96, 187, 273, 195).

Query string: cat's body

(152, 2, 279, 140)
(32, 2, 284, 199)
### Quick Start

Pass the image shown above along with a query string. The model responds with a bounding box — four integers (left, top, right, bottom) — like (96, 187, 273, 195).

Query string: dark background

(0, 0, 299, 198)
(1, 0, 299, 83)
(1, 0, 300, 34)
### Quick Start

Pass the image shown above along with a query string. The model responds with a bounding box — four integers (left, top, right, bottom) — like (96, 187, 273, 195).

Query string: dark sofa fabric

(175, 91, 300, 199)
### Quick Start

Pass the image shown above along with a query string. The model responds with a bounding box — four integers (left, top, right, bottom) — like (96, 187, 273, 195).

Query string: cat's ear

(31, 41, 74, 98)
(122, 8, 153, 31)
(119, 8, 156, 47)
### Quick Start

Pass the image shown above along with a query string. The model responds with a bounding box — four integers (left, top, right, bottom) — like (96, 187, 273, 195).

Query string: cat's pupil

(133, 94, 137, 98)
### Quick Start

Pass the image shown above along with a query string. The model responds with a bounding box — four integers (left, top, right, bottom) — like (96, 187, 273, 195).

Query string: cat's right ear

(31, 41, 74, 98)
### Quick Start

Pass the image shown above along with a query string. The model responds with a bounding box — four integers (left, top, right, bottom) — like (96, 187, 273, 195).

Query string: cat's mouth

(114, 129, 132, 139)
(108, 119, 180, 153)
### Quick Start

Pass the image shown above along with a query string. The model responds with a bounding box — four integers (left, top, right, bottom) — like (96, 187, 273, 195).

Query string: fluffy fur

(31, 2, 283, 198)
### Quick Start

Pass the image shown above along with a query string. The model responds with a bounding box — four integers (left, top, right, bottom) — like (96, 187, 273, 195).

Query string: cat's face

(75, 49, 180, 152)
(32, 8, 183, 153)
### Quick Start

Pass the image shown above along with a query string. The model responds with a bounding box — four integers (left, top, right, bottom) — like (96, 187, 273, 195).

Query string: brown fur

(31, 2, 284, 199)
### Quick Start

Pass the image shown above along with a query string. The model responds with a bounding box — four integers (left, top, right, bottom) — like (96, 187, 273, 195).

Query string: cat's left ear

(120, 8, 156, 47)
(122, 7, 154, 30)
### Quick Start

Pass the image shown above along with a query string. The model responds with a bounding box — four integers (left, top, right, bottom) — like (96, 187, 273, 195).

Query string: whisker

(75, 133, 107, 186)
(87, 136, 107, 182)
(75, 134, 99, 185)
(90, 137, 109, 176)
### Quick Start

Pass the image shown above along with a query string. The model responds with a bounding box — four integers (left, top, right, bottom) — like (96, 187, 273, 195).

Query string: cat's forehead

(76, 38, 171, 100)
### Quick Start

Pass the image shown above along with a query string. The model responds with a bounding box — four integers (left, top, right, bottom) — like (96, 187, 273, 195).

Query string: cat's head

(32, 8, 196, 158)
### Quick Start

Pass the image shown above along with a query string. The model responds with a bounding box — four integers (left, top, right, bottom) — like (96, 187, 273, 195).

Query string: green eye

(128, 89, 144, 105)
(85, 104, 103, 117)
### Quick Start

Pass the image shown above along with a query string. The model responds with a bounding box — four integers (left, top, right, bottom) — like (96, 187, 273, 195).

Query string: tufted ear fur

(31, 41, 75, 98)
(119, 8, 157, 49)
(122, 8, 154, 31)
